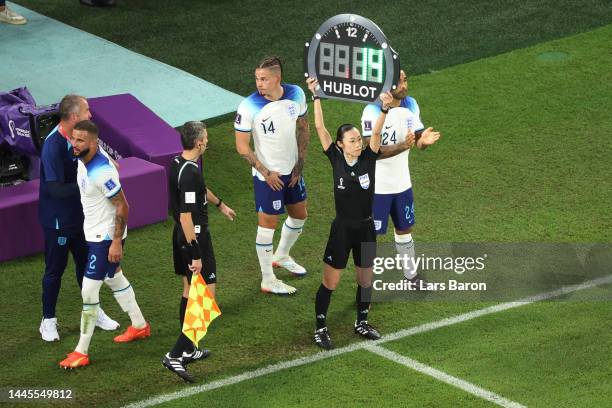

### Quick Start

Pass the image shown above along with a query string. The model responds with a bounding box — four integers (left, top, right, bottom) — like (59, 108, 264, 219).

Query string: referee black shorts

(172, 223, 217, 284)
(322, 217, 377, 270)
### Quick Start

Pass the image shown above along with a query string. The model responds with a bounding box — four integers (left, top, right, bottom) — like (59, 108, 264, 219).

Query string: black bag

(0, 144, 28, 186)
(19, 104, 61, 152)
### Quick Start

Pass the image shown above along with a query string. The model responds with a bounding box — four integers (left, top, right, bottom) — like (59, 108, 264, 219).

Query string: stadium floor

(0, 2, 242, 126)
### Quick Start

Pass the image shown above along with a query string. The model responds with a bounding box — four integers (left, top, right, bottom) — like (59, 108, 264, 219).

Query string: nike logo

(265, 249, 272, 253)
(262, 116, 271, 122)
(384, 125, 393, 130)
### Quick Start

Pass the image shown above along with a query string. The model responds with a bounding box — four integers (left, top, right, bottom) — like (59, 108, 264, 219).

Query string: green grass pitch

(2, 1, 612, 407)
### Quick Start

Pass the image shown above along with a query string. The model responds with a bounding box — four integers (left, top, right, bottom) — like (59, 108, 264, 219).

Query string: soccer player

(59, 120, 149, 369)
(163, 121, 235, 383)
(235, 56, 310, 295)
(361, 70, 440, 281)
(39, 94, 118, 342)
(307, 78, 414, 350)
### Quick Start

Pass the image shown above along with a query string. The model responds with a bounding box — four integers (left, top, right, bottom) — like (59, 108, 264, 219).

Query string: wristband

(312, 95, 321, 101)
(188, 239, 201, 260)
(216, 199, 223, 207)
(381, 106, 390, 114)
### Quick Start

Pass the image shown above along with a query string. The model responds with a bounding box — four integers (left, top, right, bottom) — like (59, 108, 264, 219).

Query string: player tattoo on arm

(108, 190, 129, 263)
(240, 150, 270, 176)
(288, 116, 310, 187)
(235, 131, 271, 176)
(378, 131, 415, 159)
(378, 144, 407, 159)
(110, 190, 129, 239)
(295, 116, 310, 174)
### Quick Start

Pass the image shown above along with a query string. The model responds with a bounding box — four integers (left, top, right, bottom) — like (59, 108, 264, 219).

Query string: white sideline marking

(365, 345, 526, 408)
(124, 275, 612, 408)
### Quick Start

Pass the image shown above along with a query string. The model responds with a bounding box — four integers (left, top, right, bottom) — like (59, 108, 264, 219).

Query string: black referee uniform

(313, 142, 382, 350)
(169, 156, 217, 284)
(323, 144, 379, 269)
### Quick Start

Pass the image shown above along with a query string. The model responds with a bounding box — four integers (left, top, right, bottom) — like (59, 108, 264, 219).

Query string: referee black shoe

(314, 327, 334, 350)
(162, 353, 195, 383)
(182, 348, 211, 365)
(354, 320, 382, 340)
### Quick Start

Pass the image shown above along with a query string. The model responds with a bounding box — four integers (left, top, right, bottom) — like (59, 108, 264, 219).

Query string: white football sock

(274, 216, 306, 260)
(76, 277, 103, 355)
(256, 226, 275, 281)
(105, 271, 146, 329)
(395, 233, 417, 280)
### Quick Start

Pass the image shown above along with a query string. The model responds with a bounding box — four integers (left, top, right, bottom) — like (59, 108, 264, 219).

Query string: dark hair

(74, 120, 99, 138)
(180, 121, 207, 149)
(335, 123, 357, 144)
(59, 94, 85, 120)
(257, 56, 283, 76)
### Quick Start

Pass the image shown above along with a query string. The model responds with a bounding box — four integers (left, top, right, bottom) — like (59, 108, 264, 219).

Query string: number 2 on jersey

(261, 120, 275, 135)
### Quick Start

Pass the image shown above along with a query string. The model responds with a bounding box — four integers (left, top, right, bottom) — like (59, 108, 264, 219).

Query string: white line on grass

(124, 274, 612, 408)
(365, 344, 526, 408)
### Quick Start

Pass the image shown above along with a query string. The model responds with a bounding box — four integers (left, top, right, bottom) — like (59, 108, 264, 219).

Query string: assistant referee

(306, 78, 414, 350)
(162, 121, 236, 383)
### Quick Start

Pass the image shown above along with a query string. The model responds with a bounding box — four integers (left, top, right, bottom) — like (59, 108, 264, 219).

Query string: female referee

(306, 78, 414, 350)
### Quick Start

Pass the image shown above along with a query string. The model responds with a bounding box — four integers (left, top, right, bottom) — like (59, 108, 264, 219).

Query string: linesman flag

(182, 273, 221, 347)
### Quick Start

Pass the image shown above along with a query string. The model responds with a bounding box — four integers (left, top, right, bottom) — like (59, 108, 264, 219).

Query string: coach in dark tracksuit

(38, 94, 117, 341)
(306, 78, 415, 350)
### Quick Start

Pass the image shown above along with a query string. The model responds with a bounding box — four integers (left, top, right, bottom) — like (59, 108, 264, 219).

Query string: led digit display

(304, 14, 400, 103)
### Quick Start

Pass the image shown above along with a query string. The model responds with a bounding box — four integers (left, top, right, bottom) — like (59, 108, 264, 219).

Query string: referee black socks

(170, 297, 194, 358)
(356, 285, 372, 323)
(315, 284, 333, 330)
(179, 296, 188, 330)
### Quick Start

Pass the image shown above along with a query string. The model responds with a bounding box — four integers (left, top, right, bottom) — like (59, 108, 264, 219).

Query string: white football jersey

(235, 84, 307, 179)
(77, 148, 127, 242)
(361, 97, 425, 194)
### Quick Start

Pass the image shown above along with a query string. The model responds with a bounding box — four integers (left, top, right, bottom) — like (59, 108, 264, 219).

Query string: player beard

(391, 88, 407, 99)
(73, 148, 90, 158)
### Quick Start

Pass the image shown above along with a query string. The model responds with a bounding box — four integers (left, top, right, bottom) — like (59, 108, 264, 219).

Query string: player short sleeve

(235, 99, 254, 133)
(406, 97, 425, 131)
(178, 164, 201, 213)
(295, 86, 308, 117)
(41, 136, 66, 182)
(93, 166, 122, 199)
(361, 104, 381, 137)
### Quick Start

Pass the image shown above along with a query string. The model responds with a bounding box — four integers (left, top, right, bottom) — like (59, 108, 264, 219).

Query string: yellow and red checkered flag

(182, 272, 221, 348)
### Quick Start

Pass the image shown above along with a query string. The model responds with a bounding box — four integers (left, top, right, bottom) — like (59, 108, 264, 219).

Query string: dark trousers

(42, 227, 88, 318)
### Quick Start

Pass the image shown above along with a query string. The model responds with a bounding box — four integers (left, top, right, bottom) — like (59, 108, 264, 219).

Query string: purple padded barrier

(117, 157, 168, 229)
(88, 94, 183, 175)
(0, 180, 44, 262)
(0, 157, 168, 263)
